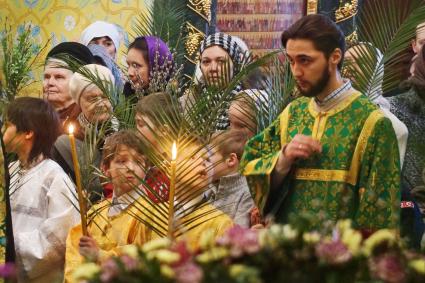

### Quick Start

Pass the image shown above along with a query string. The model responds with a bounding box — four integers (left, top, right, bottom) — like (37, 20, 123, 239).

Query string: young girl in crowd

(3, 97, 79, 283)
(133, 92, 178, 202)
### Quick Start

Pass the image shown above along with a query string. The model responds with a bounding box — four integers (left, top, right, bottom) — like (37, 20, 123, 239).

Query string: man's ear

(330, 48, 343, 69)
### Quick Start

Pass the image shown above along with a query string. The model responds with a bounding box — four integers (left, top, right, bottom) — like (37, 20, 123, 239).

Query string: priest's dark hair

(5, 97, 60, 162)
(281, 14, 346, 70)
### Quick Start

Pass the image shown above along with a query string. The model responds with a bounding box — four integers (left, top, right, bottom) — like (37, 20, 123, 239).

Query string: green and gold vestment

(241, 92, 401, 230)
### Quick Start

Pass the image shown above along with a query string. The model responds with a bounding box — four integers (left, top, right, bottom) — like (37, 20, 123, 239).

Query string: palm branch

(227, 50, 294, 131)
(117, 51, 294, 239)
(57, 24, 294, 240)
(131, 0, 186, 63)
(0, 22, 48, 115)
(344, 0, 425, 97)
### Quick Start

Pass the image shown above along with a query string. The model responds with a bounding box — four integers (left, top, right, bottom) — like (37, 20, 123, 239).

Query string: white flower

(72, 262, 100, 281)
(282, 224, 298, 240)
(64, 15, 76, 31)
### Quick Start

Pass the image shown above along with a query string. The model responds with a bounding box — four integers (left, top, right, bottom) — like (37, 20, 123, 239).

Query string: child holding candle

(2, 97, 80, 283)
(64, 130, 149, 281)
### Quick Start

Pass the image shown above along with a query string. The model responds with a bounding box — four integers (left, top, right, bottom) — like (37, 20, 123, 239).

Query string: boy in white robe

(2, 97, 79, 283)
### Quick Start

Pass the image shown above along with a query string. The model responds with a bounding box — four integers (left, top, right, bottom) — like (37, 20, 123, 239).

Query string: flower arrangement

(72, 219, 425, 283)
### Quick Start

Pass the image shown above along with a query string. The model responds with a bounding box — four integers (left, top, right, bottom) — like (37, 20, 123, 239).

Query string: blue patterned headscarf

(88, 44, 124, 93)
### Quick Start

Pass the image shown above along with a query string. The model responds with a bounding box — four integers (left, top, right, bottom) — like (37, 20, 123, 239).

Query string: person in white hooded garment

(80, 21, 121, 60)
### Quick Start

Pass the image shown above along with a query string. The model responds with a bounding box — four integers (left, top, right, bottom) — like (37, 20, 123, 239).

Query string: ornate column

(306, 0, 361, 46)
(184, 0, 214, 78)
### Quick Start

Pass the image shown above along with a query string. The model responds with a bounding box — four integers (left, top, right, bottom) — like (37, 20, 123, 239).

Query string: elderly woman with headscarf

(52, 64, 117, 201)
(43, 42, 94, 132)
(123, 36, 173, 98)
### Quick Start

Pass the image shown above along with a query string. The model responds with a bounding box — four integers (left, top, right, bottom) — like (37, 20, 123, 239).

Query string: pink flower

(120, 254, 138, 271)
(370, 254, 406, 283)
(217, 225, 260, 257)
(171, 241, 193, 266)
(174, 262, 203, 283)
(0, 262, 16, 278)
(100, 258, 120, 282)
(315, 240, 352, 265)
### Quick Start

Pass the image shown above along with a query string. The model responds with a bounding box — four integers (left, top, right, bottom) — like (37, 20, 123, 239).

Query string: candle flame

(171, 142, 177, 161)
(68, 124, 74, 135)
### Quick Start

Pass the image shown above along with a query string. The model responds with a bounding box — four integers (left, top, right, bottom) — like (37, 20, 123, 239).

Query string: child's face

(1, 121, 26, 154)
(209, 147, 227, 181)
(80, 88, 113, 123)
(176, 145, 209, 194)
(106, 145, 146, 196)
(135, 114, 163, 152)
(229, 101, 256, 139)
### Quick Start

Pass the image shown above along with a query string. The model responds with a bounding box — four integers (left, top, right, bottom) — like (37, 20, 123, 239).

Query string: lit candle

(68, 124, 88, 236)
(167, 141, 177, 239)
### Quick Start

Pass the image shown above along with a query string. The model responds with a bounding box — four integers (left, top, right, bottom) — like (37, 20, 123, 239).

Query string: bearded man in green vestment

(240, 14, 401, 231)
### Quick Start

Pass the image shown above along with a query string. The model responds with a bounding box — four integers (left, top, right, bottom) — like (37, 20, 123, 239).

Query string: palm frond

(62, 40, 292, 241)
(132, 0, 186, 59)
(0, 22, 49, 115)
(348, 0, 425, 95)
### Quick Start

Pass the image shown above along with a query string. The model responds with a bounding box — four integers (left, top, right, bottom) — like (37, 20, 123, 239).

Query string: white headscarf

(80, 21, 120, 55)
(69, 64, 115, 104)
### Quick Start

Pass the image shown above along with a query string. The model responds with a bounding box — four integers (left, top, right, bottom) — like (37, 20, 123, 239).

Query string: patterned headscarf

(195, 34, 249, 84)
(199, 32, 246, 74)
(88, 44, 123, 93)
(196, 33, 250, 130)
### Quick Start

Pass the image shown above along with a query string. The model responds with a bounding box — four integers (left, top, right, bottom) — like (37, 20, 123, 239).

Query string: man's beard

(297, 65, 330, 97)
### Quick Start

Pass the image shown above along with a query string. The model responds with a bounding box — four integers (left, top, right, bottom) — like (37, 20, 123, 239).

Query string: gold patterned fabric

(240, 92, 401, 230)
